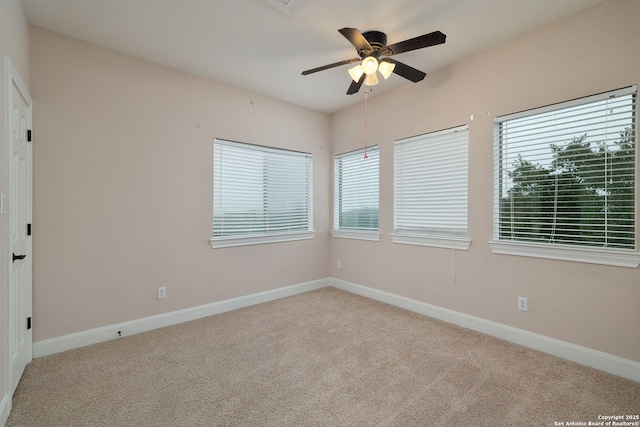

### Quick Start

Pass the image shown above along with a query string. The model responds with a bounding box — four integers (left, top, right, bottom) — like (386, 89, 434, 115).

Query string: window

(491, 86, 639, 267)
(392, 125, 470, 250)
(212, 139, 313, 248)
(333, 146, 380, 241)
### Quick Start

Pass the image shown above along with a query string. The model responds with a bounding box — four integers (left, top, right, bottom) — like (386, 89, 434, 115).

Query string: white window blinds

(333, 146, 379, 231)
(494, 86, 637, 251)
(213, 139, 313, 247)
(394, 125, 469, 243)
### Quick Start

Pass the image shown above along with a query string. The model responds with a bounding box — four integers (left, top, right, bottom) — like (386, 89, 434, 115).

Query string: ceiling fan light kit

(362, 56, 379, 75)
(302, 27, 446, 95)
(364, 73, 379, 87)
(378, 61, 395, 79)
(348, 65, 364, 82)
(347, 56, 395, 87)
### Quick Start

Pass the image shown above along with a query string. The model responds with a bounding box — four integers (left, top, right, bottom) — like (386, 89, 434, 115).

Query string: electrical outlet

(518, 296, 528, 312)
(337, 260, 342, 269)
(157, 287, 166, 299)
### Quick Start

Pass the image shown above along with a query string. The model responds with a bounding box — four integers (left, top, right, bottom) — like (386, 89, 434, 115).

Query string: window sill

(331, 229, 381, 241)
(488, 240, 640, 268)
(211, 231, 315, 249)
(390, 234, 471, 250)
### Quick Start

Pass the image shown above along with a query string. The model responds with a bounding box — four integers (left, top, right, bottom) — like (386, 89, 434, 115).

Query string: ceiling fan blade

(302, 57, 361, 75)
(381, 58, 426, 82)
(382, 31, 446, 56)
(338, 28, 374, 56)
(346, 74, 365, 95)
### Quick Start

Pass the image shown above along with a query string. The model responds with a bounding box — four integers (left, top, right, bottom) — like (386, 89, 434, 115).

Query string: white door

(6, 58, 33, 394)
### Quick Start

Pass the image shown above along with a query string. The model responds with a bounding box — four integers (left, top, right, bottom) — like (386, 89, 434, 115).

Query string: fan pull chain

(364, 89, 369, 159)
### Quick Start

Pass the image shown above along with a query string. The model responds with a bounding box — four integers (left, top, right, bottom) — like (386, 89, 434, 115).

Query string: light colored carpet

(7, 287, 640, 426)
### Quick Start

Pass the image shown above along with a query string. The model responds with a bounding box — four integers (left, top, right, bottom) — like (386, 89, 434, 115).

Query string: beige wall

(30, 27, 331, 341)
(26, 0, 639, 367)
(331, 0, 640, 363)
(1, 0, 30, 419)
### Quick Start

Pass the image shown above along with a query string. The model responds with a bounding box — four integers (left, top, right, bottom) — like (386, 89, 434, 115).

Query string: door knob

(12, 253, 26, 262)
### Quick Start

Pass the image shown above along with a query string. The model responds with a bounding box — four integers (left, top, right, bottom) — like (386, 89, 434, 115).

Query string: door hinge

(27, 223, 32, 236)
(27, 129, 32, 142)
(27, 317, 32, 330)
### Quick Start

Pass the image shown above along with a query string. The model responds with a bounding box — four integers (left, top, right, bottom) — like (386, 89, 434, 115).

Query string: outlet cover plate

(518, 296, 528, 312)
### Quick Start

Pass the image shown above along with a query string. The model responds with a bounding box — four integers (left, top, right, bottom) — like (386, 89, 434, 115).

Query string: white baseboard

(331, 278, 640, 383)
(0, 393, 10, 427)
(32, 276, 639, 384)
(33, 278, 330, 358)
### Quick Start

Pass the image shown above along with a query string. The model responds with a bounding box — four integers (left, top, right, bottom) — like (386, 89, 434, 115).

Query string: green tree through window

(496, 89, 636, 250)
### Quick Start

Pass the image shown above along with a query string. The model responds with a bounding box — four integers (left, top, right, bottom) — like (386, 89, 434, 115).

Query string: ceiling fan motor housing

(361, 31, 387, 56)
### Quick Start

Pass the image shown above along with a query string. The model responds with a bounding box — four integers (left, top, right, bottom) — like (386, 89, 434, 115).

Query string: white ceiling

(21, 0, 607, 114)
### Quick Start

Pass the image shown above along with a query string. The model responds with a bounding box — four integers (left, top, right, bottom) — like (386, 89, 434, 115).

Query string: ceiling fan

(301, 28, 446, 95)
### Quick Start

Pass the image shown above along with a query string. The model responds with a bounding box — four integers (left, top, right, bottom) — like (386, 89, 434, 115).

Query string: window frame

(332, 145, 381, 241)
(211, 138, 314, 249)
(490, 86, 639, 268)
(391, 124, 471, 250)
